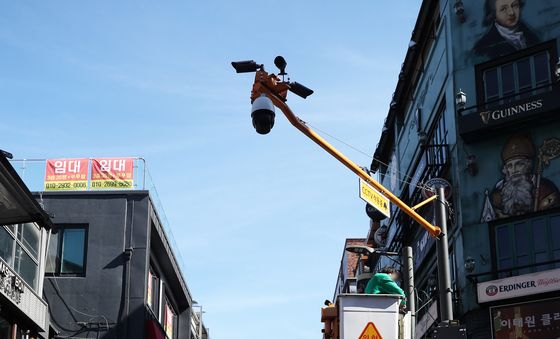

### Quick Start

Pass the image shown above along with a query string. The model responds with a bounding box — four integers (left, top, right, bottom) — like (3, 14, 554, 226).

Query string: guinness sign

(459, 89, 560, 142)
(479, 99, 543, 125)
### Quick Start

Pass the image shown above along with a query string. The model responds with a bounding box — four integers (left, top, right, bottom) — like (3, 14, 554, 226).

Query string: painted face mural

(481, 134, 560, 222)
(474, 0, 540, 59)
(495, 0, 520, 28)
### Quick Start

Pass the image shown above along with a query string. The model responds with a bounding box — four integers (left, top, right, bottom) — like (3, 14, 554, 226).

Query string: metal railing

(459, 80, 558, 117)
(9, 158, 188, 283)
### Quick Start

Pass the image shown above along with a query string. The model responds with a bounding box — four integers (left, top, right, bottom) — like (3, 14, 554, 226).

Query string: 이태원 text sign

(44, 158, 88, 191)
(490, 298, 560, 339)
(91, 158, 134, 190)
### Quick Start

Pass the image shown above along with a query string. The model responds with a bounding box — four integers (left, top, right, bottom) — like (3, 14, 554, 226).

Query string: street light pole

(434, 187, 453, 322)
(197, 306, 203, 339)
(252, 79, 442, 239)
(402, 246, 416, 339)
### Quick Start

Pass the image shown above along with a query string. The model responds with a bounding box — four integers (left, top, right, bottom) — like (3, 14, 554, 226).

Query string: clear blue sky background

(1, 1, 421, 338)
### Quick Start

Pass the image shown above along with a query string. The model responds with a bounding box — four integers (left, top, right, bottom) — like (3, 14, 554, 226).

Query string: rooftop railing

(9, 158, 187, 281)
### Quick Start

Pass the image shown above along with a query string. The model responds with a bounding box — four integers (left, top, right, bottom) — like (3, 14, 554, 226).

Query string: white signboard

(477, 268, 560, 303)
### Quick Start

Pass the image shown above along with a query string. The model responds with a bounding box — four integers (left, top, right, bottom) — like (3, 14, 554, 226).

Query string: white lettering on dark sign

(479, 99, 543, 125)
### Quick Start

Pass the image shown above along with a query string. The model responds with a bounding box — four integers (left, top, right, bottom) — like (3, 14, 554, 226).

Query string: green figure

(365, 266, 406, 305)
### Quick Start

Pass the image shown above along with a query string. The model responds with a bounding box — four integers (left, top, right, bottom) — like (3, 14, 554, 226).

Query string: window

(147, 269, 160, 313)
(481, 50, 553, 105)
(0, 224, 41, 290)
(425, 101, 449, 169)
(494, 213, 560, 277)
(46, 226, 87, 276)
(163, 300, 176, 339)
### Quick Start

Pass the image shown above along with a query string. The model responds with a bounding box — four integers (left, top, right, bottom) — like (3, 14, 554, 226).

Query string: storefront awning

(0, 154, 52, 228)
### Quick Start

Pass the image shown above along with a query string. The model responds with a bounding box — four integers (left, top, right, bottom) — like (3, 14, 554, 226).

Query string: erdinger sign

(477, 268, 560, 303)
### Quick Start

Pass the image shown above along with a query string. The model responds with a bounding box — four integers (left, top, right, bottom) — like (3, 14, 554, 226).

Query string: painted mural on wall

(473, 0, 540, 59)
(481, 134, 560, 222)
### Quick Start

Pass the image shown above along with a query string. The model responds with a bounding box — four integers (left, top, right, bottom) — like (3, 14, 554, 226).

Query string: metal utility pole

(231, 58, 443, 240)
(198, 307, 203, 339)
(402, 246, 416, 339)
(434, 186, 453, 322)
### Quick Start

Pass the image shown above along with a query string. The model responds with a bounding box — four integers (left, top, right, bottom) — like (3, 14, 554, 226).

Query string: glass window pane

(517, 58, 532, 90)
(5, 225, 15, 235)
(517, 255, 531, 274)
(485, 69, 499, 100)
(14, 245, 38, 290)
(61, 229, 86, 274)
(501, 64, 515, 98)
(0, 227, 14, 266)
(551, 216, 560, 251)
(533, 52, 550, 85)
(497, 226, 512, 257)
(164, 302, 175, 339)
(532, 219, 547, 252)
(514, 222, 530, 255)
(17, 223, 40, 260)
(46, 233, 60, 274)
(535, 252, 551, 272)
(148, 271, 156, 310)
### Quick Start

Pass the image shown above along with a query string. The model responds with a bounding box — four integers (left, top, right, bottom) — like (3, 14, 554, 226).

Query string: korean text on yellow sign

(359, 179, 390, 218)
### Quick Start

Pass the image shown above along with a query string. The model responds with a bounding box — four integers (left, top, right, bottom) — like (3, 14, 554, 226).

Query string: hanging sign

(44, 158, 88, 191)
(421, 178, 452, 200)
(90, 158, 134, 190)
(359, 179, 390, 218)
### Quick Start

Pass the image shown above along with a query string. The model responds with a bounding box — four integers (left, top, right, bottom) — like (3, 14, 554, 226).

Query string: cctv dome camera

(251, 94, 275, 135)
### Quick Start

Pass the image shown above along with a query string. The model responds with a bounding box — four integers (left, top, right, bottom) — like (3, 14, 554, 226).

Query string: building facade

(367, 1, 560, 338)
(37, 190, 199, 339)
(0, 154, 53, 339)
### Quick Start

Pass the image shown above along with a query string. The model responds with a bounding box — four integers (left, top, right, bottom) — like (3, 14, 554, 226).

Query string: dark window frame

(1, 224, 41, 290)
(162, 295, 177, 339)
(475, 40, 558, 107)
(46, 224, 88, 277)
(147, 267, 160, 316)
(490, 211, 560, 278)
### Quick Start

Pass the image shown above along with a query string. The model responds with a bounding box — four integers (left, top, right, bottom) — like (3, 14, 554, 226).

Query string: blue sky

(1, 1, 421, 338)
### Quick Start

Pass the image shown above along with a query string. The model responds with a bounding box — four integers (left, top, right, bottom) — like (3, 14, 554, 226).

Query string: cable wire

(46, 231, 109, 334)
(302, 120, 435, 193)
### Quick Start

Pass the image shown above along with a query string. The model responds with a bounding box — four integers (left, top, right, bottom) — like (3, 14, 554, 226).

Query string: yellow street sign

(358, 322, 383, 339)
(359, 179, 390, 218)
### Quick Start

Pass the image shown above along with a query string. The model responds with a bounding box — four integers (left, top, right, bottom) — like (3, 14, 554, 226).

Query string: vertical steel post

(403, 246, 416, 339)
(198, 308, 203, 339)
(435, 187, 453, 322)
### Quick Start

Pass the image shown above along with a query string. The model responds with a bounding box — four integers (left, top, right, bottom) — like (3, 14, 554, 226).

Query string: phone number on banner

(90, 180, 134, 190)
(45, 181, 88, 191)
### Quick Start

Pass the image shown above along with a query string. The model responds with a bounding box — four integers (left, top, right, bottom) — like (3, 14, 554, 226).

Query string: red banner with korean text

(44, 158, 89, 191)
(90, 158, 134, 190)
(491, 298, 560, 339)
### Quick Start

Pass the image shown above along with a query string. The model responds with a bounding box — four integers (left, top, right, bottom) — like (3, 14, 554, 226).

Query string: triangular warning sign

(358, 322, 383, 339)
